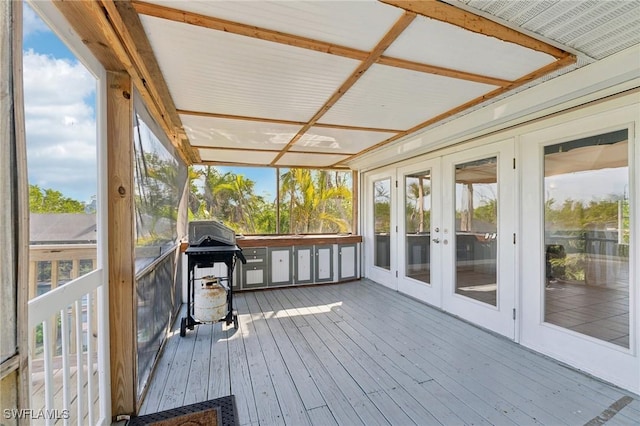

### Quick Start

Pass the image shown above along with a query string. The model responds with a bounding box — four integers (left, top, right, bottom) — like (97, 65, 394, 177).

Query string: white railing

(28, 269, 109, 425)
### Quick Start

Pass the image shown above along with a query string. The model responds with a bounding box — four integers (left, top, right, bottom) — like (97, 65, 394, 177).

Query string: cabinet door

(269, 247, 293, 286)
(339, 243, 358, 280)
(294, 246, 314, 285)
(243, 248, 267, 289)
(315, 245, 333, 283)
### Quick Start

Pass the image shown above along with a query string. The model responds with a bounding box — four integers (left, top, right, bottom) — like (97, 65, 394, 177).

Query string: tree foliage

(191, 166, 352, 235)
(280, 169, 351, 234)
(545, 198, 620, 230)
(29, 184, 86, 213)
(134, 150, 185, 247)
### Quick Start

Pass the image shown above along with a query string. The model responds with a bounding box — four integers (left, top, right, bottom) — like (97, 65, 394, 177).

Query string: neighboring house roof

(30, 213, 97, 244)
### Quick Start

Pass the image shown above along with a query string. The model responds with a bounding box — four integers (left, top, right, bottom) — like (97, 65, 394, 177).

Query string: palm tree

(280, 168, 311, 233)
(406, 177, 430, 233)
(216, 173, 258, 233)
(374, 180, 392, 234)
(202, 167, 234, 220)
(186, 166, 203, 219)
(280, 169, 351, 234)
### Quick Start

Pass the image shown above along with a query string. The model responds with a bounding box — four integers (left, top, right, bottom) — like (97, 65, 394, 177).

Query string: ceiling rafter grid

(121, 0, 624, 169)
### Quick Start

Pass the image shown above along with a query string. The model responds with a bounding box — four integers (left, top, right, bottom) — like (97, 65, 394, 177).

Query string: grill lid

(188, 220, 236, 247)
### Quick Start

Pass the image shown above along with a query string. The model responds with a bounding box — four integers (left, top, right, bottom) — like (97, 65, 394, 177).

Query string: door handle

(432, 238, 440, 243)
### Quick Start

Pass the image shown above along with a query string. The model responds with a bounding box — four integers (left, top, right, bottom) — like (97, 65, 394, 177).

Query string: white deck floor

(139, 280, 639, 425)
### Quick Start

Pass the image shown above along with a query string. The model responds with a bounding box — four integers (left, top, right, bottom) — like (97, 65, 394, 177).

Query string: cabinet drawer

(244, 247, 266, 260)
(245, 247, 266, 256)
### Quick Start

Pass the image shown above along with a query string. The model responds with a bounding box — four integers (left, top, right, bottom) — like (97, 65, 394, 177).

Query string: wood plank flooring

(139, 280, 638, 425)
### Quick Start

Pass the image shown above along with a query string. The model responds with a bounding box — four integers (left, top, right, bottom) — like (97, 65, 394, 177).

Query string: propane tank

(194, 275, 227, 322)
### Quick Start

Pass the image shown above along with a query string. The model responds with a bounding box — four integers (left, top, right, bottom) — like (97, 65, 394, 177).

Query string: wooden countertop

(236, 234, 362, 248)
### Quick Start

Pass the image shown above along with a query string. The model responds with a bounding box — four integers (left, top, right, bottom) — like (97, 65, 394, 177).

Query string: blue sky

(216, 166, 277, 199)
(23, 12, 74, 61)
(23, 3, 98, 203)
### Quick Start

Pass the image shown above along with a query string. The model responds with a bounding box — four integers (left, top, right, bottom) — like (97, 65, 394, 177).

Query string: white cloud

(23, 50, 97, 202)
(23, 3, 50, 39)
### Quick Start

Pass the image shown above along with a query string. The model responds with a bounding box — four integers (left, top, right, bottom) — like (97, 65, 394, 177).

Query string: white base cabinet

(234, 242, 359, 290)
(294, 246, 314, 284)
(314, 245, 333, 283)
(339, 243, 358, 280)
(269, 247, 293, 286)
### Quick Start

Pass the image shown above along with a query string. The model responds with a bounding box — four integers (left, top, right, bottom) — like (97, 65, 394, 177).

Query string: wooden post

(28, 260, 36, 299)
(0, 0, 30, 418)
(107, 71, 137, 416)
(72, 258, 80, 280)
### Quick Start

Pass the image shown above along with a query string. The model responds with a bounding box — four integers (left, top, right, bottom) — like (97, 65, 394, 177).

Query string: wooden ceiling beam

(51, 1, 123, 71)
(131, 0, 370, 59)
(380, 0, 571, 60)
(335, 54, 577, 167)
(194, 145, 358, 156)
(52, 0, 198, 165)
(270, 11, 417, 166)
(177, 109, 402, 133)
(199, 159, 351, 170)
(376, 56, 511, 87)
(100, 0, 199, 164)
(131, 0, 512, 87)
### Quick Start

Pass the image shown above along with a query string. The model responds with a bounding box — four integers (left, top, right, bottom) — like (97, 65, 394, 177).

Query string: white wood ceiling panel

(294, 127, 394, 154)
(459, 0, 640, 61)
(319, 64, 498, 130)
(140, 15, 360, 122)
(181, 115, 301, 151)
(385, 16, 555, 81)
(198, 148, 277, 166)
(142, 0, 404, 51)
(275, 152, 350, 168)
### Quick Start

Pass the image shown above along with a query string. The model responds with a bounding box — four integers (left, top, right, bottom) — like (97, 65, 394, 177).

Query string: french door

(520, 107, 638, 393)
(365, 169, 397, 289)
(365, 161, 442, 301)
(366, 141, 516, 339)
(396, 160, 442, 306)
(441, 140, 516, 338)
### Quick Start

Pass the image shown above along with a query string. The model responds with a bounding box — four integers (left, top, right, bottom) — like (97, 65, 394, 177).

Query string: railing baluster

(43, 317, 54, 426)
(86, 291, 95, 425)
(51, 261, 59, 359)
(75, 299, 84, 423)
(70, 303, 77, 355)
(28, 325, 34, 410)
(97, 284, 109, 422)
(61, 307, 71, 426)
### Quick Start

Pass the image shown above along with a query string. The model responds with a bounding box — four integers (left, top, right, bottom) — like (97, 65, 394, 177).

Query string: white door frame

(519, 105, 639, 393)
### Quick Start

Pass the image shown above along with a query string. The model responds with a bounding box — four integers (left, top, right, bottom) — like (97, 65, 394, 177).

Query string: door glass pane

(455, 157, 498, 306)
(405, 171, 431, 283)
(544, 130, 629, 348)
(374, 178, 391, 270)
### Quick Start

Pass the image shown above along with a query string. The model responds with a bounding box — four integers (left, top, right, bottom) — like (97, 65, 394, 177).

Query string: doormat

(128, 395, 238, 426)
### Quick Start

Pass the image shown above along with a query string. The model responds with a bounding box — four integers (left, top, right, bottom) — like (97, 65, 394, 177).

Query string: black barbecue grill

(181, 220, 246, 337)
